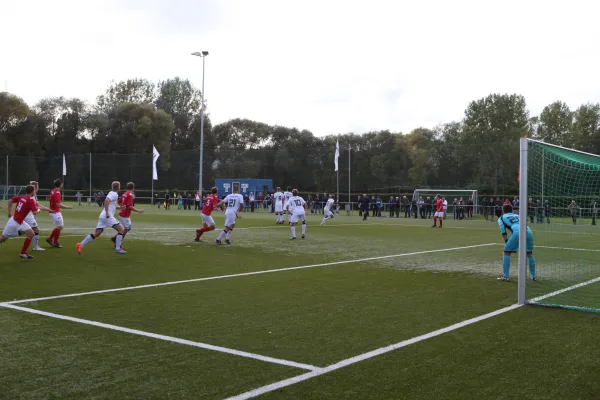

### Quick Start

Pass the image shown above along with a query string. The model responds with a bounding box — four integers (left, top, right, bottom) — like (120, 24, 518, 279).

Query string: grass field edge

(0, 303, 322, 371)
(224, 304, 523, 400)
(3, 243, 497, 304)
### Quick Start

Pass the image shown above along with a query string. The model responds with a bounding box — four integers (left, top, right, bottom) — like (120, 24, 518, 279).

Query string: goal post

(520, 138, 600, 312)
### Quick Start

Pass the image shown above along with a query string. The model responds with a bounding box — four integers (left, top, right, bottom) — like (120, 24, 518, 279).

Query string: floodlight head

(191, 51, 209, 57)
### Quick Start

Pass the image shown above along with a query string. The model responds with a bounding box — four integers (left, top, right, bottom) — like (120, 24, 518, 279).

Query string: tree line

(1, 79, 599, 196)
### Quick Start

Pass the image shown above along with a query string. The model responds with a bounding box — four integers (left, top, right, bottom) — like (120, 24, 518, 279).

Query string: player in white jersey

(283, 186, 293, 223)
(24, 181, 50, 251)
(287, 189, 308, 240)
(320, 194, 336, 226)
(215, 188, 244, 245)
(77, 181, 128, 255)
(273, 187, 285, 224)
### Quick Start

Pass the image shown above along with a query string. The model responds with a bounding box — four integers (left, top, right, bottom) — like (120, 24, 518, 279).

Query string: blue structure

(214, 178, 273, 196)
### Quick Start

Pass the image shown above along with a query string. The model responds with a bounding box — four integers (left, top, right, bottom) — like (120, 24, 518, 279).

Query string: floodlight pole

(518, 137, 528, 305)
(192, 51, 209, 197)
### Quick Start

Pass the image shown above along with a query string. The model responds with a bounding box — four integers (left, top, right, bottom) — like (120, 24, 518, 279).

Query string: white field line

(225, 304, 522, 400)
(0, 303, 320, 372)
(536, 245, 600, 252)
(4, 243, 496, 305)
(529, 276, 600, 303)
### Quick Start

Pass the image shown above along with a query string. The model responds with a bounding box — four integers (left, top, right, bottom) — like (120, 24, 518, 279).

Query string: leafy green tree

(156, 77, 204, 150)
(536, 101, 573, 146)
(96, 79, 156, 112)
(570, 103, 600, 153)
(463, 94, 529, 192)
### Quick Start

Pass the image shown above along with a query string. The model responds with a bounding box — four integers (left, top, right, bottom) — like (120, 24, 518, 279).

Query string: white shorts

(50, 212, 64, 227)
(324, 209, 333, 217)
(96, 216, 120, 230)
(24, 213, 38, 228)
(434, 212, 444, 217)
(290, 213, 306, 224)
(2, 218, 31, 238)
(224, 211, 237, 227)
(201, 213, 215, 226)
(119, 217, 132, 231)
(275, 205, 283, 213)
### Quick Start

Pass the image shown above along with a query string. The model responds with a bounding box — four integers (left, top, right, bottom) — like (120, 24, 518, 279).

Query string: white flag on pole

(152, 145, 160, 180)
(334, 140, 340, 172)
(62, 154, 67, 176)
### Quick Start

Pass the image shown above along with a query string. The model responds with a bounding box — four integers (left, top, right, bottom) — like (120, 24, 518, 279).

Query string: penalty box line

(0, 303, 321, 372)
(225, 304, 522, 400)
(4, 243, 497, 305)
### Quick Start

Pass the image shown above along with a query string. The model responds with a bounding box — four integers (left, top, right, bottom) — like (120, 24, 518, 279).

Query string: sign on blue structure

(214, 179, 273, 196)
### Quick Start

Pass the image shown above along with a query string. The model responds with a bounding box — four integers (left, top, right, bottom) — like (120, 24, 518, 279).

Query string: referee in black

(359, 194, 370, 221)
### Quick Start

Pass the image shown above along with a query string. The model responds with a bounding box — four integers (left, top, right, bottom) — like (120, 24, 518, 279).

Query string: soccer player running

(497, 204, 537, 282)
(283, 186, 293, 224)
(24, 181, 50, 251)
(77, 181, 128, 255)
(195, 187, 219, 242)
(274, 187, 285, 224)
(47, 179, 73, 248)
(1, 185, 39, 258)
(111, 182, 144, 249)
(215, 187, 244, 245)
(287, 189, 308, 239)
(432, 194, 444, 228)
(320, 194, 336, 226)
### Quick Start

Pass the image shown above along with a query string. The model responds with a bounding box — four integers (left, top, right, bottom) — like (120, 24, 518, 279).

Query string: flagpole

(348, 144, 351, 212)
(89, 153, 92, 199)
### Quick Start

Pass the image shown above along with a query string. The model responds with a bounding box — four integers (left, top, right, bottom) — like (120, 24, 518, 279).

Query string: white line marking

(0, 303, 321, 371)
(225, 304, 522, 400)
(4, 243, 496, 305)
(529, 276, 600, 303)
(536, 245, 600, 252)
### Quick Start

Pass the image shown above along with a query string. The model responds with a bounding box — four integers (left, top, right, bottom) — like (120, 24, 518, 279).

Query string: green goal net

(523, 139, 600, 313)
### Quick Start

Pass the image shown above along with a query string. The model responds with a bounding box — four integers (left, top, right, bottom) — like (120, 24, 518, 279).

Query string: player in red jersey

(195, 187, 219, 242)
(111, 182, 144, 249)
(432, 194, 444, 228)
(46, 179, 73, 248)
(0, 185, 39, 258)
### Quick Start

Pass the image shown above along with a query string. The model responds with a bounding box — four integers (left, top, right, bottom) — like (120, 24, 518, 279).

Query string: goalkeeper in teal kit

(497, 204, 537, 281)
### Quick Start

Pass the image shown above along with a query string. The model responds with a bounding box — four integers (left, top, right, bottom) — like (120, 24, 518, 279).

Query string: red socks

(197, 226, 215, 238)
(49, 228, 61, 244)
(440, 219, 443, 227)
(22, 238, 32, 255)
(433, 217, 437, 226)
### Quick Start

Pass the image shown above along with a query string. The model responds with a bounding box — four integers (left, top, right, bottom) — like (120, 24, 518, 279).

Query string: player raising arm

(46, 179, 73, 248)
(195, 187, 219, 242)
(111, 182, 144, 250)
(215, 187, 244, 245)
(497, 204, 537, 282)
(77, 181, 128, 255)
(287, 189, 308, 240)
(0, 185, 39, 258)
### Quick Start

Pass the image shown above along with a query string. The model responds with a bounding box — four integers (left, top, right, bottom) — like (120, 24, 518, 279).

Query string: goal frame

(518, 138, 600, 305)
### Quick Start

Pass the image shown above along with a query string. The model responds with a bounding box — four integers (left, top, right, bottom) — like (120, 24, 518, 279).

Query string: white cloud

(1, 0, 599, 136)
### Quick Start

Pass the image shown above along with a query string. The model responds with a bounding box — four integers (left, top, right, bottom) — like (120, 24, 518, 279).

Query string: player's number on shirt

(228, 200, 236, 207)
(15, 202, 23, 212)
(506, 216, 519, 225)
(294, 200, 302, 206)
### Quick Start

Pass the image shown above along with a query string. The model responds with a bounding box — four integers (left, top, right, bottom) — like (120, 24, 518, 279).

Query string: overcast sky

(2, 0, 599, 136)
